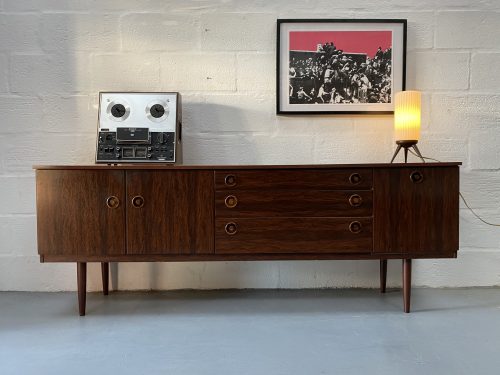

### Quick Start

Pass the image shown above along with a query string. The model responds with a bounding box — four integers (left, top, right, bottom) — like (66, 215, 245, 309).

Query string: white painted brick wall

(0, 0, 500, 291)
(42, 95, 96, 133)
(0, 216, 36, 256)
(121, 13, 200, 52)
(0, 133, 96, 174)
(407, 52, 469, 90)
(91, 53, 160, 91)
(469, 129, 500, 170)
(429, 94, 500, 136)
(0, 176, 35, 214)
(41, 13, 121, 52)
(10, 53, 90, 94)
(461, 170, 500, 209)
(354, 11, 435, 50)
(0, 53, 7, 92)
(236, 53, 275, 92)
(0, 95, 43, 133)
(471, 53, 500, 91)
(436, 11, 500, 49)
(183, 93, 276, 132)
(201, 13, 276, 51)
(3, 0, 88, 12)
(159, 53, 236, 91)
(0, 14, 41, 52)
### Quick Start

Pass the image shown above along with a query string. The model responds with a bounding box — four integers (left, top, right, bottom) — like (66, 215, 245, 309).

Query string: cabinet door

(36, 170, 126, 256)
(373, 167, 459, 255)
(126, 171, 214, 255)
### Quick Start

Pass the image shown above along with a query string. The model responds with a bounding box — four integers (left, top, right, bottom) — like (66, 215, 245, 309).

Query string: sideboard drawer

(215, 169, 373, 190)
(215, 190, 373, 218)
(215, 218, 373, 254)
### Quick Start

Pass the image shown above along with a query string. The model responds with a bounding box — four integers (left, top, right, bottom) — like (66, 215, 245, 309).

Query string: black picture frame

(276, 19, 407, 115)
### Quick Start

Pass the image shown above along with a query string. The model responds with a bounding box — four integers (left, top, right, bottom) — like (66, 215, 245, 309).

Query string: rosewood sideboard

(34, 163, 460, 315)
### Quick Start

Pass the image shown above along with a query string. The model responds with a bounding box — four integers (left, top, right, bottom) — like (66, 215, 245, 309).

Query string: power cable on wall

(407, 149, 500, 227)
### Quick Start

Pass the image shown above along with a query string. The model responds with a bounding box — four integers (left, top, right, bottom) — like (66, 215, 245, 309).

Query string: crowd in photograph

(289, 42, 392, 104)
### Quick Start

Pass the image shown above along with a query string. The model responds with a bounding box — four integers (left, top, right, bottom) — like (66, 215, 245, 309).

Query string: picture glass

(278, 20, 406, 114)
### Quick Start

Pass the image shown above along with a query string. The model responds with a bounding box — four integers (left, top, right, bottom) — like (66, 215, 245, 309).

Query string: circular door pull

(224, 195, 238, 208)
(349, 194, 363, 207)
(225, 222, 238, 235)
(131, 195, 145, 208)
(224, 174, 237, 187)
(410, 171, 424, 184)
(349, 173, 362, 185)
(349, 221, 362, 234)
(106, 196, 120, 209)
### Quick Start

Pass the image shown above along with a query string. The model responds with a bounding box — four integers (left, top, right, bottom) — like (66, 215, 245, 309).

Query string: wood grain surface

(373, 167, 460, 255)
(215, 217, 373, 254)
(215, 189, 373, 218)
(36, 170, 126, 256)
(33, 162, 461, 170)
(41, 252, 458, 263)
(215, 169, 373, 190)
(126, 170, 214, 255)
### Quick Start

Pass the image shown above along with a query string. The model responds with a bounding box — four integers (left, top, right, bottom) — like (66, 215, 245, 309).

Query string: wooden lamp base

(390, 140, 425, 163)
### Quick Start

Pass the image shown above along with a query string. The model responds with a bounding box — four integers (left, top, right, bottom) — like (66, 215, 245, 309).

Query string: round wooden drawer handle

(410, 171, 424, 184)
(106, 196, 120, 209)
(349, 194, 363, 207)
(224, 174, 237, 187)
(131, 195, 145, 208)
(224, 195, 238, 208)
(349, 173, 362, 185)
(225, 222, 238, 235)
(349, 221, 362, 234)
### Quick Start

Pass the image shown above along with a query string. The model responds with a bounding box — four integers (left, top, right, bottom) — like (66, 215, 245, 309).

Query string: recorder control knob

(158, 133, 166, 144)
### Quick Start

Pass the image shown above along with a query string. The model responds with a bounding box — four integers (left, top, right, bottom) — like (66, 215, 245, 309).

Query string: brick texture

(0, 53, 8, 92)
(436, 11, 500, 49)
(41, 13, 120, 52)
(471, 53, 500, 90)
(121, 13, 200, 52)
(1, 1, 500, 290)
(0, 14, 41, 52)
(160, 53, 236, 91)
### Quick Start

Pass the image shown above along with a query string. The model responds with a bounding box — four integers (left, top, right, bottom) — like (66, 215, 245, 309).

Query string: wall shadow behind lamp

(390, 90, 425, 163)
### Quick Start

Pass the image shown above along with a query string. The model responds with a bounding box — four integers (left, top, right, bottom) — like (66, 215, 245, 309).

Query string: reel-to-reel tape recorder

(96, 92, 182, 163)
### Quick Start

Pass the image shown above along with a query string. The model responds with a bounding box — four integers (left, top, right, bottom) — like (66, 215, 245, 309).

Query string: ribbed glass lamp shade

(394, 90, 421, 141)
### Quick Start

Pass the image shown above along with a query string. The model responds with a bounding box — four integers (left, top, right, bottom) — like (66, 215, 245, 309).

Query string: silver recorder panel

(96, 92, 182, 163)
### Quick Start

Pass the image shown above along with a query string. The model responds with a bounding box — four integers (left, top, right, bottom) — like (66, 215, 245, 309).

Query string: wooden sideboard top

(33, 162, 462, 170)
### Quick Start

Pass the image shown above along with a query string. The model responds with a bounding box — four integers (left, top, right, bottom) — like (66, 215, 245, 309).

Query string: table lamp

(390, 90, 425, 163)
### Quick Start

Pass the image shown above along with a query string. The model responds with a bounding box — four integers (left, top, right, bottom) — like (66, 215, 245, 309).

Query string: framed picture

(277, 19, 407, 115)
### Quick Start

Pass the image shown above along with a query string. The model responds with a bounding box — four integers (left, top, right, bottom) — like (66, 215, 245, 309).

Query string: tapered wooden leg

(403, 259, 412, 313)
(101, 262, 109, 296)
(77, 262, 87, 316)
(380, 259, 387, 293)
(390, 144, 402, 163)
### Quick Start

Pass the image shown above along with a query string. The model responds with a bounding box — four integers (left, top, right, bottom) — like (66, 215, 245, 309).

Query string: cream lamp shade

(394, 90, 421, 141)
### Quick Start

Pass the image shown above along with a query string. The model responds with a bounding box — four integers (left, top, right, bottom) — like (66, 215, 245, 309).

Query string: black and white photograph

(277, 20, 407, 114)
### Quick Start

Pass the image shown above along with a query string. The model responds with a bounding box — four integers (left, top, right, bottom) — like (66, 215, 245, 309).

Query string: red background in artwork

(289, 31, 392, 58)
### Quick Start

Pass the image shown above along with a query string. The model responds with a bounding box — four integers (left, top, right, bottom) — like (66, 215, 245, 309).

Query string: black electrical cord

(407, 149, 500, 227)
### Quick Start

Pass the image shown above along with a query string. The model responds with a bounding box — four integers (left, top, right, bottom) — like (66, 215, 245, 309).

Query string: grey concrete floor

(1, 289, 500, 375)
